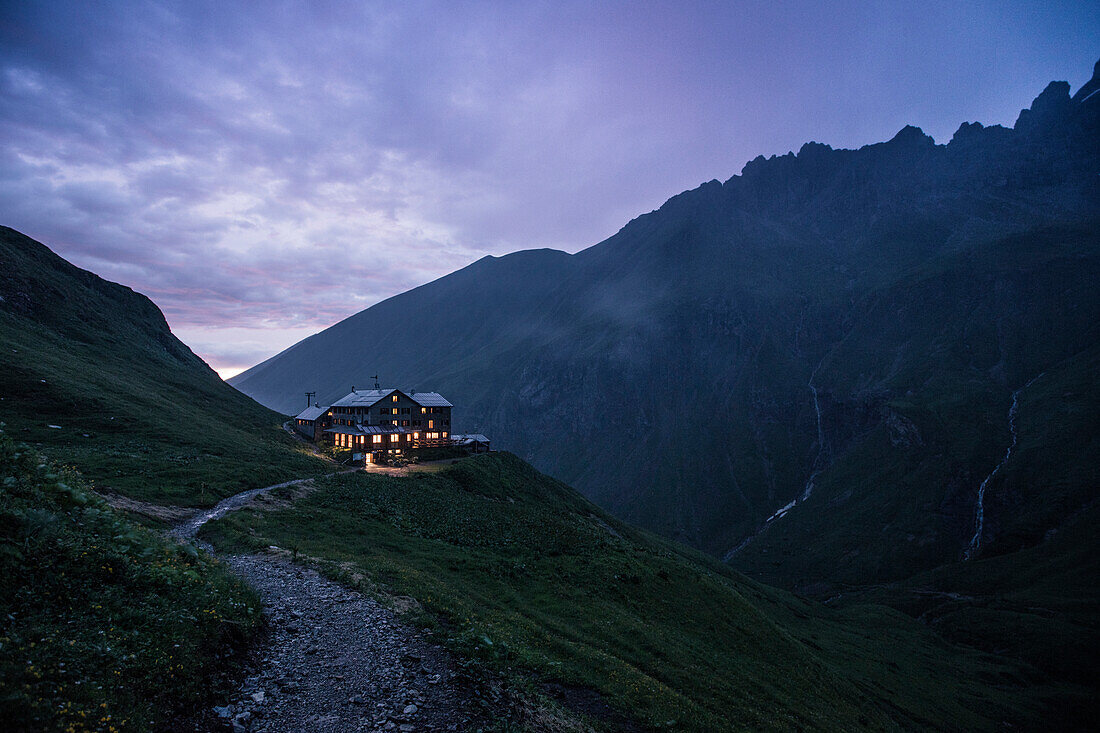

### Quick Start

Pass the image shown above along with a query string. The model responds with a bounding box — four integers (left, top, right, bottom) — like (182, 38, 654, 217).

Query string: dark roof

(331, 388, 398, 408)
(409, 391, 452, 407)
(453, 433, 490, 443)
(330, 388, 454, 409)
(295, 405, 327, 421)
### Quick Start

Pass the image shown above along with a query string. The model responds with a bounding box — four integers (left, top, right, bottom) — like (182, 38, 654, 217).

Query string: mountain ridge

(229, 63, 1099, 578)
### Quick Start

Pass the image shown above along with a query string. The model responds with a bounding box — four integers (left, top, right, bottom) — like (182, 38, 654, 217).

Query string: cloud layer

(1, 1, 1096, 374)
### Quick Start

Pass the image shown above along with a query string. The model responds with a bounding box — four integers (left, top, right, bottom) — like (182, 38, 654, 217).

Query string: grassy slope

(0, 227, 327, 506)
(0, 432, 263, 731)
(202, 453, 1037, 732)
(836, 503, 1099, 732)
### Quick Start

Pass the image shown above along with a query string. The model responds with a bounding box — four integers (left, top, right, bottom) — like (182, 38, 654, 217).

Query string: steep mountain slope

(0, 227, 327, 505)
(231, 62, 1099, 571)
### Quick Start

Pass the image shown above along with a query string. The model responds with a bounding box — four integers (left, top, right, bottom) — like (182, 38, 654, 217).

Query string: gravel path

(211, 555, 490, 732)
(172, 474, 495, 732)
(169, 476, 322, 540)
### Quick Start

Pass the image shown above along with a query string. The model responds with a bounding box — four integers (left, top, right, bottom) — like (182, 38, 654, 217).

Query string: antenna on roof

(371, 374, 380, 389)
(305, 391, 315, 408)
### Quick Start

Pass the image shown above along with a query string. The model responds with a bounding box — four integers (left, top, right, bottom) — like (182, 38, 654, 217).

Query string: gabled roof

(295, 405, 327, 421)
(331, 388, 398, 407)
(330, 388, 454, 409)
(409, 391, 452, 407)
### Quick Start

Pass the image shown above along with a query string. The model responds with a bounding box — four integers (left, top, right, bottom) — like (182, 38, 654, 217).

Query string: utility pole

(371, 375, 380, 389)
(305, 391, 316, 407)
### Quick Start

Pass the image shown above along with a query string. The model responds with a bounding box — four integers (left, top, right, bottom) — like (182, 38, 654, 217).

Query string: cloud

(0, 1, 1097, 371)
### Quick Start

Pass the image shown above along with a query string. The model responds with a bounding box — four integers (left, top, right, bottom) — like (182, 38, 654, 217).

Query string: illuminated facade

(294, 387, 453, 462)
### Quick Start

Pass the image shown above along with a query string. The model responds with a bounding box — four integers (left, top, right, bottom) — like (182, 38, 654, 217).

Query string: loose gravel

(211, 554, 491, 732)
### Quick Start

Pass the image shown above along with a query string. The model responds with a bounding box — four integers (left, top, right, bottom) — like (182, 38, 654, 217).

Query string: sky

(1, 1, 1097, 379)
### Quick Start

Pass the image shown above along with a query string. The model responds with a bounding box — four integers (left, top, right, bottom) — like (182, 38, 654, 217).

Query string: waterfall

(801, 378, 825, 501)
(964, 374, 1042, 561)
(809, 382, 824, 459)
(723, 375, 825, 561)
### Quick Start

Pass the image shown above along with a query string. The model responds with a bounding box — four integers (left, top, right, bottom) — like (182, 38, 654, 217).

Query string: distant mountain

(0, 227, 326, 506)
(231, 62, 1099, 578)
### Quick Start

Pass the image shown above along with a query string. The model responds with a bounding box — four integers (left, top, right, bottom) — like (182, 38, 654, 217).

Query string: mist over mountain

(231, 62, 1099, 583)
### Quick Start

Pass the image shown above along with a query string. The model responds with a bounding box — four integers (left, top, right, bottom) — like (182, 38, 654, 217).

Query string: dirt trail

(169, 475, 333, 540)
(172, 475, 494, 732)
(214, 555, 490, 732)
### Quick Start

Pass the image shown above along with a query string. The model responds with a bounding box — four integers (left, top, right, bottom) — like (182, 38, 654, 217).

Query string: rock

(399, 725, 415, 733)
(213, 705, 233, 719)
(250, 690, 265, 704)
(403, 703, 418, 715)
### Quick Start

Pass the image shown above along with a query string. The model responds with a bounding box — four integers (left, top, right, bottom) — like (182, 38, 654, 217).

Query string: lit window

(392, 395, 398, 402)
(412, 432, 419, 440)
(428, 419, 434, 429)
(390, 434, 399, 442)
(442, 432, 448, 439)
(372, 435, 382, 444)
(421, 407, 427, 414)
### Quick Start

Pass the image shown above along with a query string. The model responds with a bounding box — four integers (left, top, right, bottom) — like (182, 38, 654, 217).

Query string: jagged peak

(797, 141, 834, 158)
(1015, 79, 1073, 131)
(947, 120, 1012, 147)
(886, 125, 935, 148)
(950, 120, 984, 142)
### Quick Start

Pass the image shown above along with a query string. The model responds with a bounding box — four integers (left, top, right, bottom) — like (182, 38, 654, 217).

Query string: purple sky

(1, 1, 1096, 378)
